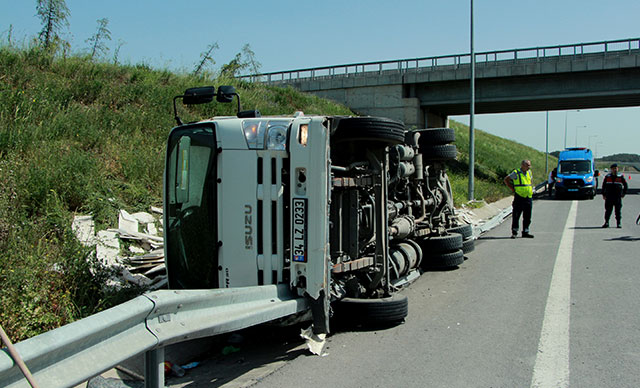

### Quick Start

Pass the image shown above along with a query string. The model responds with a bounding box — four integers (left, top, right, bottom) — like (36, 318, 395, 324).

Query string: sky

(1, 0, 639, 158)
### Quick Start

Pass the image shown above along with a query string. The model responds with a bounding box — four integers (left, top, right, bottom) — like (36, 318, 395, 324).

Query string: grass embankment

(0, 46, 554, 342)
(448, 121, 556, 205)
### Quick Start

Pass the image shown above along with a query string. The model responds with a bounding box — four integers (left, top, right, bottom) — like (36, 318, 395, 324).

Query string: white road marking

(530, 200, 577, 388)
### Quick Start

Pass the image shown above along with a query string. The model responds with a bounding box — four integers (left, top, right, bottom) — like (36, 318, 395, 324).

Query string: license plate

(568, 189, 578, 192)
(292, 198, 307, 262)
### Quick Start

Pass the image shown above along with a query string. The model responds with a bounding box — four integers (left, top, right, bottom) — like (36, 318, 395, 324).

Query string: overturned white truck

(164, 86, 474, 335)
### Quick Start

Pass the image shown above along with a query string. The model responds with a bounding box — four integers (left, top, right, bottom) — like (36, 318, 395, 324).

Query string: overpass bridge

(240, 38, 640, 128)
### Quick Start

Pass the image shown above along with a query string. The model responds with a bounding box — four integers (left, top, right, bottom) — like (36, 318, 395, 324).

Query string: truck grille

(256, 153, 288, 285)
(563, 178, 584, 188)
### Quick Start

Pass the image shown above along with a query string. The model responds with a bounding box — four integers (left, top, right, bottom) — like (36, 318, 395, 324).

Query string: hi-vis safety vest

(512, 168, 533, 198)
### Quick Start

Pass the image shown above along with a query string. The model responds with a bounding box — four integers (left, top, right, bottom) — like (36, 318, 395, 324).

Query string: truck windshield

(559, 160, 591, 175)
(165, 125, 218, 289)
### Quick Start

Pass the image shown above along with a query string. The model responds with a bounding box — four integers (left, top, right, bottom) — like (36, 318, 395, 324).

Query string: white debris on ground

(72, 207, 167, 290)
(300, 326, 328, 356)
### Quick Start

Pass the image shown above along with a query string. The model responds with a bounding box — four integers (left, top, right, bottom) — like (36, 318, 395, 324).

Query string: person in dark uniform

(601, 163, 628, 228)
(504, 160, 534, 238)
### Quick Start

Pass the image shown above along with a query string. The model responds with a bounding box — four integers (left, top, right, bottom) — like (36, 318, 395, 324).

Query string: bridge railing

(239, 38, 640, 84)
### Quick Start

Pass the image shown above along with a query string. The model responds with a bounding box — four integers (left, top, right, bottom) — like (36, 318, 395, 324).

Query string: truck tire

(333, 117, 406, 145)
(334, 294, 409, 324)
(416, 128, 455, 146)
(420, 144, 457, 161)
(421, 249, 464, 269)
(447, 224, 473, 240)
(462, 238, 475, 254)
(418, 233, 463, 254)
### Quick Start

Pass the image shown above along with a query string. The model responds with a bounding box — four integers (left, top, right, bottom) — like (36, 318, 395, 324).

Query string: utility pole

(545, 111, 549, 177)
(468, 0, 475, 201)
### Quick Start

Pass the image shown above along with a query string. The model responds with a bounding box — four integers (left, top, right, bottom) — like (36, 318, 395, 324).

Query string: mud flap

(301, 290, 329, 356)
(307, 289, 329, 335)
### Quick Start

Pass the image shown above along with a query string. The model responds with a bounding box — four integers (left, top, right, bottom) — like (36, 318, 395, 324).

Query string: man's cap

(610, 163, 618, 168)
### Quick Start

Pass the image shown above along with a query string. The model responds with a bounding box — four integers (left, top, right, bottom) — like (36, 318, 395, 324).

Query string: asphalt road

(164, 173, 640, 388)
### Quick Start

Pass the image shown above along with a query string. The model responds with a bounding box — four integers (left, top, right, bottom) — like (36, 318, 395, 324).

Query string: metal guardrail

(0, 285, 308, 388)
(239, 38, 640, 83)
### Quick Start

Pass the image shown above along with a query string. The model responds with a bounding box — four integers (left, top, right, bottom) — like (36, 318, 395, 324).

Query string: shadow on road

(604, 235, 640, 242)
(163, 324, 311, 387)
(572, 226, 606, 230)
(477, 236, 514, 240)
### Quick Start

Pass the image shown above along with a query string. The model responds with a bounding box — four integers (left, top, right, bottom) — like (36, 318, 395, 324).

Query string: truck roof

(559, 148, 593, 161)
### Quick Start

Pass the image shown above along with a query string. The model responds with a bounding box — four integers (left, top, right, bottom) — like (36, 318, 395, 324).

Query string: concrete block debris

(72, 207, 166, 290)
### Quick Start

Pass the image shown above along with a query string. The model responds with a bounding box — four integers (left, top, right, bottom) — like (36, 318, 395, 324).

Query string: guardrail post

(144, 347, 164, 388)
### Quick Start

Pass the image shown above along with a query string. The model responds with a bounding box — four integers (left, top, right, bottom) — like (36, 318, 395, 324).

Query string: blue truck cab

(555, 147, 599, 199)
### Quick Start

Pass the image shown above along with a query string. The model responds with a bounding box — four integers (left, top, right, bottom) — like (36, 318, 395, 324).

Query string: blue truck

(554, 147, 599, 199)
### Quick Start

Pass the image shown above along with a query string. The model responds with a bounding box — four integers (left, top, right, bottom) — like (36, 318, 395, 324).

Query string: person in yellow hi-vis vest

(503, 160, 534, 239)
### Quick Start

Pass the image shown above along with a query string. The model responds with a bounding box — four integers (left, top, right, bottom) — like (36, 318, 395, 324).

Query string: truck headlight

(556, 177, 563, 183)
(267, 125, 287, 150)
(243, 121, 266, 149)
(586, 176, 593, 183)
(242, 120, 289, 150)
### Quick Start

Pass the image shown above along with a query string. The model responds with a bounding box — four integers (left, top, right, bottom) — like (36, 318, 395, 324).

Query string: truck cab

(554, 147, 598, 199)
(163, 86, 471, 334)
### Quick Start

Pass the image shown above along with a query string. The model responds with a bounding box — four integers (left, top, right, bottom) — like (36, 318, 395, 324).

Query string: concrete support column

(423, 109, 449, 128)
(402, 97, 423, 128)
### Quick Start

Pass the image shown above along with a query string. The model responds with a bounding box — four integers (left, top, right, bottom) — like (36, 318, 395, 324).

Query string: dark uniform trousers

(512, 194, 532, 233)
(604, 197, 622, 223)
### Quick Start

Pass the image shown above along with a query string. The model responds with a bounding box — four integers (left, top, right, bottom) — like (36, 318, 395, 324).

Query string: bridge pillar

(423, 109, 449, 128)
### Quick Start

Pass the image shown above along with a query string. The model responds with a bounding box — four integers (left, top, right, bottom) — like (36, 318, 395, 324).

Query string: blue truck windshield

(559, 160, 591, 175)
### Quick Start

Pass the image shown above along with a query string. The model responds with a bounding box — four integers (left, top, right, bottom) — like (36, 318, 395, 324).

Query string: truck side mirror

(183, 86, 216, 105)
(217, 86, 237, 103)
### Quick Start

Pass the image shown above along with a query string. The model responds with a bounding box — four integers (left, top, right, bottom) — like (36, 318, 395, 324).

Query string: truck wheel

(420, 144, 457, 161)
(333, 117, 406, 145)
(334, 294, 409, 324)
(447, 224, 473, 240)
(421, 249, 464, 269)
(416, 128, 455, 146)
(462, 238, 475, 254)
(418, 233, 463, 254)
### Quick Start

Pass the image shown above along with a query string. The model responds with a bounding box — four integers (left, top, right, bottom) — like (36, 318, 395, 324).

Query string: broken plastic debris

(221, 345, 241, 355)
(118, 209, 139, 234)
(181, 362, 200, 370)
(300, 326, 328, 356)
(164, 361, 185, 377)
(131, 212, 155, 224)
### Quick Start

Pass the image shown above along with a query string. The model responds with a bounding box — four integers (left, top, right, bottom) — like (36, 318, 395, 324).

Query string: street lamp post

(545, 111, 549, 177)
(575, 125, 587, 147)
(468, 0, 475, 201)
(595, 141, 603, 159)
(564, 110, 580, 149)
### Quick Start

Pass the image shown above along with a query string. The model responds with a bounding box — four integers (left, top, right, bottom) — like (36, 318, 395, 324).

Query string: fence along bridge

(240, 38, 640, 128)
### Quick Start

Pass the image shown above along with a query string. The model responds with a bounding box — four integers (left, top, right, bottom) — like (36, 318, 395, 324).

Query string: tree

(86, 18, 112, 60)
(36, 0, 70, 50)
(220, 53, 244, 76)
(220, 44, 262, 77)
(113, 39, 125, 64)
(241, 44, 261, 75)
(193, 42, 219, 76)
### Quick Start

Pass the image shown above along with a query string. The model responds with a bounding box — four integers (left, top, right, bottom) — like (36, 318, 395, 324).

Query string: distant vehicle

(554, 147, 599, 199)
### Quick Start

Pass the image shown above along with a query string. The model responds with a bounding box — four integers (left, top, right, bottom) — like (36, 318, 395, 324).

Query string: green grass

(448, 120, 557, 205)
(0, 45, 555, 342)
